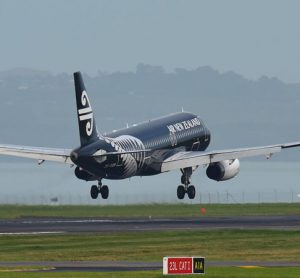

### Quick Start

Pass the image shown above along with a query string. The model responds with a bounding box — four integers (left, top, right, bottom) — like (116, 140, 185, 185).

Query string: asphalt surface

(0, 260, 300, 272)
(0, 215, 299, 234)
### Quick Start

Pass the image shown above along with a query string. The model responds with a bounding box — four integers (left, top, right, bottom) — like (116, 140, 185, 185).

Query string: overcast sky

(1, 0, 300, 83)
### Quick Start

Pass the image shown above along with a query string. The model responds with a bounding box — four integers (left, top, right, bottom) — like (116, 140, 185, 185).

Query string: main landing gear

(90, 180, 109, 199)
(177, 168, 196, 200)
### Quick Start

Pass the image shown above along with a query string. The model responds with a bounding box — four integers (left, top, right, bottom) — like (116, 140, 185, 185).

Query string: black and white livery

(1, 72, 300, 200)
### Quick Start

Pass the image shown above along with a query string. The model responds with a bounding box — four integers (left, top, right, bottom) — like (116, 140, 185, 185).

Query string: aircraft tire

(90, 185, 99, 199)
(177, 185, 185, 199)
(187, 185, 196, 199)
(101, 185, 109, 199)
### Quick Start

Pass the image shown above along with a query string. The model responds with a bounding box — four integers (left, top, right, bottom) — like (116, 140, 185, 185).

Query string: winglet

(74, 72, 99, 146)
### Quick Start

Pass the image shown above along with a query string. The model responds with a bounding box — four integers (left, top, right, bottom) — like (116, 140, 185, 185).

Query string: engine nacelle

(206, 159, 240, 181)
(74, 167, 96, 181)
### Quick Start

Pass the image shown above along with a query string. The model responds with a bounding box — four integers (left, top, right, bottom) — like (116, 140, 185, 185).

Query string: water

(0, 160, 299, 205)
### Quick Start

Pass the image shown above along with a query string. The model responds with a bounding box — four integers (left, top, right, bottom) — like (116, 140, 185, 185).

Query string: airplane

(0, 71, 299, 200)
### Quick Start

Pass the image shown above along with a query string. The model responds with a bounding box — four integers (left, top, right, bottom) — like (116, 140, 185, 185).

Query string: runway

(0, 260, 300, 272)
(0, 215, 299, 234)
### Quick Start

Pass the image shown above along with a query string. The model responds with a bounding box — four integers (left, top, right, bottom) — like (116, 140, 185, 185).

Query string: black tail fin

(74, 71, 99, 146)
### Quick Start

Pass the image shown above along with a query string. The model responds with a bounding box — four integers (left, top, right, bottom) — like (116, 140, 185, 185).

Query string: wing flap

(161, 143, 300, 172)
(0, 144, 72, 164)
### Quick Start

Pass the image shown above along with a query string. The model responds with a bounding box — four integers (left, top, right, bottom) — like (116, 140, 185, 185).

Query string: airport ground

(0, 203, 299, 277)
(0, 203, 299, 219)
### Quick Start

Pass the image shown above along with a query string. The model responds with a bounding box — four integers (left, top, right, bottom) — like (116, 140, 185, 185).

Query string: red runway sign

(163, 257, 205, 275)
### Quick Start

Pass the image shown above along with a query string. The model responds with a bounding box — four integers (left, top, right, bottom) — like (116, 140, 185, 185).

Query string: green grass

(0, 230, 300, 262)
(0, 227, 299, 277)
(0, 268, 300, 278)
(0, 203, 299, 219)
(0, 204, 299, 277)
(206, 267, 300, 278)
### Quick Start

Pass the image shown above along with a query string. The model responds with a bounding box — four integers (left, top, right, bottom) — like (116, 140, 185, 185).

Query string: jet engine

(206, 159, 240, 181)
(74, 167, 96, 181)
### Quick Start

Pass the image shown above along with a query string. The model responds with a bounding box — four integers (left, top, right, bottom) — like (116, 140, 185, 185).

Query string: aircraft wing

(161, 142, 300, 172)
(0, 144, 72, 164)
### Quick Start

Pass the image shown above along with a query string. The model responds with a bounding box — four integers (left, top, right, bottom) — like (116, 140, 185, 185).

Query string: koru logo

(78, 90, 93, 136)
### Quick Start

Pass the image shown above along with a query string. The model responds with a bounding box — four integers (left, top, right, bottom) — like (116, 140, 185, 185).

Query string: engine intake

(206, 159, 240, 181)
(75, 167, 96, 181)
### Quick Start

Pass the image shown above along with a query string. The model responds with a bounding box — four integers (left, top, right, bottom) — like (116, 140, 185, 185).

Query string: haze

(0, 0, 300, 204)
(1, 0, 300, 83)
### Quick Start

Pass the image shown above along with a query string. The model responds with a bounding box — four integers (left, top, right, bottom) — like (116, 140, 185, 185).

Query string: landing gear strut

(177, 168, 196, 199)
(90, 180, 109, 199)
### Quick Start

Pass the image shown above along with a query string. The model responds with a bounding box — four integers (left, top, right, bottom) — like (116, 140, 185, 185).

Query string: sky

(1, 0, 300, 83)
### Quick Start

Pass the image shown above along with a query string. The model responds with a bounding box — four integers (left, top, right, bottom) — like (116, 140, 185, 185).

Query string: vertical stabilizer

(74, 71, 99, 146)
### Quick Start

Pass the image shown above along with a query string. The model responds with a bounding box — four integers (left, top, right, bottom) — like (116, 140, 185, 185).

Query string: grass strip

(0, 230, 299, 262)
(0, 267, 300, 278)
(0, 203, 299, 219)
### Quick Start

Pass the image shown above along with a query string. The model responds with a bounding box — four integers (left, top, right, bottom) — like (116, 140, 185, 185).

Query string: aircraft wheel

(177, 185, 185, 200)
(100, 185, 109, 199)
(90, 185, 99, 199)
(187, 185, 196, 199)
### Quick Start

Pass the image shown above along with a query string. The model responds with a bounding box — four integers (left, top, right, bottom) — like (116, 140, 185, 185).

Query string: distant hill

(0, 64, 299, 161)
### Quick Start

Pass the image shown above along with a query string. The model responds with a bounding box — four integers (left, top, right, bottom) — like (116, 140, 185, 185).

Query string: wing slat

(161, 142, 300, 172)
(0, 144, 72, 164)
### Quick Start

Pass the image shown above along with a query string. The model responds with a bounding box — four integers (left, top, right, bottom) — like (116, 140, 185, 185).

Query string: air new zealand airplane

(0, 72, 299, 200)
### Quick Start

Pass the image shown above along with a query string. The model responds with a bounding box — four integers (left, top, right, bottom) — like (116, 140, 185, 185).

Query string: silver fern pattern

(104, 135, 146, 177)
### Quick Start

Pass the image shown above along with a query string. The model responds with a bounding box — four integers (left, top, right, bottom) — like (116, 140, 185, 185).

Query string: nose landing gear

(90, 180, 109, 199)
(177, 168, 196, 199)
